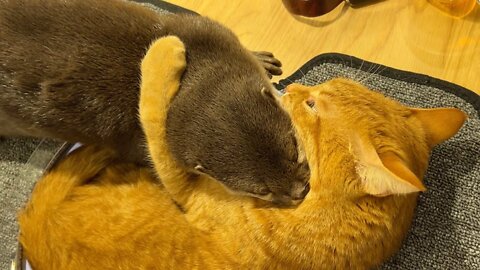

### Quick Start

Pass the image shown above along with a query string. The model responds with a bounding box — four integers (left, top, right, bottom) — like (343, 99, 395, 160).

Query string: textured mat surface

(0, 139, 64, 269)
(275, 54, 480, 269)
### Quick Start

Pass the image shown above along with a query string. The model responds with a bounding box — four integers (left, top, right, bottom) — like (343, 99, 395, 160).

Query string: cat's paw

(140, 36, 187, 121)
(141, 36, 186, 99)
(252, 51, 282, 78)
(144, 36, 186, 70)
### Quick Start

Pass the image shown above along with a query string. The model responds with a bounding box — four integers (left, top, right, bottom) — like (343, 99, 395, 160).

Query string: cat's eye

(305, 98, 316, 112)
(256, 187, 271, 196)
(306, 99, 315, 108)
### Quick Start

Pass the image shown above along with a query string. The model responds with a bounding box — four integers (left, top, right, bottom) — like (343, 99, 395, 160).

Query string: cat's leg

(20, 146, 115, 222)
(139, 36, 194, 207)
(251, 51, 282, 78)
(18, 145, 115, 267)
(49, 146, 116, 184)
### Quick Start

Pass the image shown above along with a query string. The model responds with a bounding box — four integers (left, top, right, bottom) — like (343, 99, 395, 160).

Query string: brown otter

(0, 0, 310, 204)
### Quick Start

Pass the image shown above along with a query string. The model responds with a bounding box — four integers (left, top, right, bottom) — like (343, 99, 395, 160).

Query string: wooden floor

(166, 0, 480, 95)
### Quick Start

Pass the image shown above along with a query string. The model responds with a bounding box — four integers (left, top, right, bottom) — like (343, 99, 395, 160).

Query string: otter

(0, 0, 310, 204)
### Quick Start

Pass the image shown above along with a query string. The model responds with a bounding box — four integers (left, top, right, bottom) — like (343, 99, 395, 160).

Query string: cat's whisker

(371, 65, 386, 81)
(341, 57, 351, 80)
(353, 60, 365, 82)
(357, 65, 371, 83)
(366, 63, 381, 81)
(359, 63, 377, 84)
(298, 69, 308, 83)
(285, 77, 296, 85)
(345, 56, 355, 80)
(360, 64, 386, 84)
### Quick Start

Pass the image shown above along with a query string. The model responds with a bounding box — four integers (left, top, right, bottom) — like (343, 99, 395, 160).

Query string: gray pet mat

(275, 54, 480, 269)
(0, 139, 66, 269)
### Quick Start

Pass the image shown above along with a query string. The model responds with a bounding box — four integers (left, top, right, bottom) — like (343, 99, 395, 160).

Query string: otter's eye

(194, 164, 210, 176)
(292, 137, 299, 161)
(256, 186, 271, 196)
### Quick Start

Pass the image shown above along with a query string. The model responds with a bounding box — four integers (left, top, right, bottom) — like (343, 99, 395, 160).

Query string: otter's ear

(351, 134, 426, 197)
(194, 164, 210, 175)
(261, 87, 282, 102)
(410, 108, 466, 148)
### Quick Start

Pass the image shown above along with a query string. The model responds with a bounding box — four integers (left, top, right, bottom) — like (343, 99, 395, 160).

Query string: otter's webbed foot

(252, 51, 282, 78)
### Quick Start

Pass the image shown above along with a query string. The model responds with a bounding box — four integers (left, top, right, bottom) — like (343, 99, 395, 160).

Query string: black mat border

(274, 53, 480, 116)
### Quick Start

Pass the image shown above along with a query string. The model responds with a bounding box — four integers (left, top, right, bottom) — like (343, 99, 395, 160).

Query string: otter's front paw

(252, 51, 283, 78)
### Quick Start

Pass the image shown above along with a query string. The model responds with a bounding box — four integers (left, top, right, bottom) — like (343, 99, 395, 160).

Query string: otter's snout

(291, 181, 310, 200)
(272, 181, 310, 206)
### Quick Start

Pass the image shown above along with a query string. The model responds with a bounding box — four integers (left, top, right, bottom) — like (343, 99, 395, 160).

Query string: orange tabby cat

(18, 36, 466, 269)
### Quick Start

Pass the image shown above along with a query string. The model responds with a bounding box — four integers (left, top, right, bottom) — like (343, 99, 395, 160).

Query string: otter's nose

(291, 182, 310, 200)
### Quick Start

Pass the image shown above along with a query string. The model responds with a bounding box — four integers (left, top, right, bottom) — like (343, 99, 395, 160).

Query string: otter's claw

(252, 51, 283, 78)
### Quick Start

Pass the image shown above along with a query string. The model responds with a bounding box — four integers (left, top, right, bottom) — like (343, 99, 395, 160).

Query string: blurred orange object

(427, 0, 478, 17)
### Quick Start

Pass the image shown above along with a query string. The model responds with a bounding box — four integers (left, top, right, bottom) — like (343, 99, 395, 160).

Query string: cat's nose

(291, 181, 310, 200)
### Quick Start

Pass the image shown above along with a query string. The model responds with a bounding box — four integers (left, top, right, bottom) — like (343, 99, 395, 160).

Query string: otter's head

(190, 76, 311, 206)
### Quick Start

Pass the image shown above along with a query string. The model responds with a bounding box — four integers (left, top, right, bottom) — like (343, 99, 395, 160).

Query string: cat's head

(280, 78, 466, 198)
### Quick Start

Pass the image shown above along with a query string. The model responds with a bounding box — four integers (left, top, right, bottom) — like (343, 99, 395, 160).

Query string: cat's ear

(410, 108, 467, 148)
(352, 134, 426, 197)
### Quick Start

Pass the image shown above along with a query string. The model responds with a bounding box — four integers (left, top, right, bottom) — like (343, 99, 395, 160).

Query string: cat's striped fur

(18, 36, 466, 269)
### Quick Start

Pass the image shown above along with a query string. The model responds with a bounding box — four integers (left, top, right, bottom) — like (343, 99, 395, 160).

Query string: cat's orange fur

(18, 36, 466, 269)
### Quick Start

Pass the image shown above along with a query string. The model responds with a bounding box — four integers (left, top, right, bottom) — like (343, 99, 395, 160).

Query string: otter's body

(0, 0, 309, 201)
